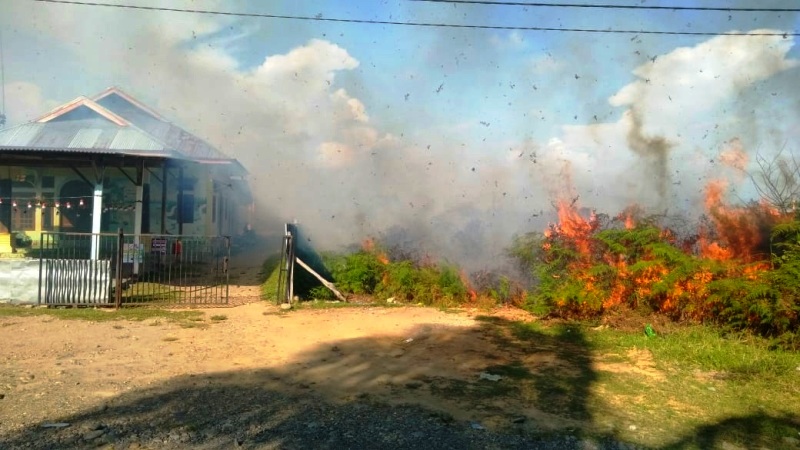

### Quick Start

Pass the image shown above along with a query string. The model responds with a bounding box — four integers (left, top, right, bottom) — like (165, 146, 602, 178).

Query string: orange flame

(459, 270, 478, 301)
(362, 238, 389, 264)
(700, 180, 764, 261)
(549, 200, 597, 259)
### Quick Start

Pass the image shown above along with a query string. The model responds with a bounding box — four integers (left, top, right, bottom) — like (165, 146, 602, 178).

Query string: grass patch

(260, 252, 327, 303)
(210, 314, 228, 321)
(260, 253, 283, 302)
(0, 304, 204, 327)
(162, 336, 179, 342)
(302, 300, 370, 310)
(468, 318, 800, 448)
(585, 325, 800, 378)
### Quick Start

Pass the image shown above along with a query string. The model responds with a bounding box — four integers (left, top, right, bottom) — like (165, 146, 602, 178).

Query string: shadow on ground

(663, 413, 800, 450)
(1, 317, 794, 449)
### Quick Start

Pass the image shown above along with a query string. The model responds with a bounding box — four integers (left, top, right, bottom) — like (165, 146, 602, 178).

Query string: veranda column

(90, 182, 103, 260)
(133, 165, 146, 275)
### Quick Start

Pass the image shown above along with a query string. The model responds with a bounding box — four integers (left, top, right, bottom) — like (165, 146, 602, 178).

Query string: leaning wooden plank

(294, 257, 346, 302)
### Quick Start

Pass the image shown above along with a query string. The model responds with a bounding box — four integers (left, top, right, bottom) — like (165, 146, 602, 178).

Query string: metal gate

(38, 231, 230, 306)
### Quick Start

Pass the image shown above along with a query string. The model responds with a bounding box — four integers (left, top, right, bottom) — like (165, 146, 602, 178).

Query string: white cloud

(526, 31, 800, 214)
(609, 30, 798, 139)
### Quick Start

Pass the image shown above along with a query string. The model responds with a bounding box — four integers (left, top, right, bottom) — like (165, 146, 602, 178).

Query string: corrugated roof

(0, 87, 241, 169)
(0, 119, 169, 155)
(95, 91, 230, 161)
(69, 128, 103, 148)
(0, 123, 44, 146)
(109, 128, 165, 151)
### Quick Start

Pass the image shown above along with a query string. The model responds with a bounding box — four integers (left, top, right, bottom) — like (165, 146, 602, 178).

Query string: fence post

(38, 232, 44, 305)
(115, 228, 123, 309)
(224, 236, 230, 304)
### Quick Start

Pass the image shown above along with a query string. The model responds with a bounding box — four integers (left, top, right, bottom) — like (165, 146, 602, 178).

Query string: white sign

(123, 243, 144, 263)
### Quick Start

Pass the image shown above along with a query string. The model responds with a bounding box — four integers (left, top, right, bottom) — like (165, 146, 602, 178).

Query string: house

(0, 87, 252, 254)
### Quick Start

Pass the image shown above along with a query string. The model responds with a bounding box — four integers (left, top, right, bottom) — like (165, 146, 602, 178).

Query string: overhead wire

(30, 0, 800, 36)
(407, 0, 800, 13)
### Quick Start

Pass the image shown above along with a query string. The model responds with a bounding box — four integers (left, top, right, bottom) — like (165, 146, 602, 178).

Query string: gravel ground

(1, 379, 637, 450)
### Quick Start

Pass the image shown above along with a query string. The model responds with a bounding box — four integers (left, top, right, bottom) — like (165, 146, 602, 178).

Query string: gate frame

(37, 230, 231, 306)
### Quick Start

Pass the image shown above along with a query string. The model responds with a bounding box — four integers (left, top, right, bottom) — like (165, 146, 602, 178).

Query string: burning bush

(512, 198, 800, 345)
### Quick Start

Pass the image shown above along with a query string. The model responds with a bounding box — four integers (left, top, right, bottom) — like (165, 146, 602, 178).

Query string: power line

(408, 0, 800, 13)
(31, 0, 799, 36)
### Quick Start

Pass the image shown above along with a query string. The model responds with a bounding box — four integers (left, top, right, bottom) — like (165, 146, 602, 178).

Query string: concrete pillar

(90, 182, 103, 260)
(133, 177, 144, 275)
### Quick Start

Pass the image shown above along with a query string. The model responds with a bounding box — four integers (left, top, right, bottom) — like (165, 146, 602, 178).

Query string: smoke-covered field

(1, 0, 798, 272)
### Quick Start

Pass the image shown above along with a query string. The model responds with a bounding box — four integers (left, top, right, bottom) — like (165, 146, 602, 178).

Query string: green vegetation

(0, 304, 205, 326)
(261, 252, 330, 302)
(260, 243, 477, 307)
(509, 210, 800, 348)
(453, 316, 800, 449)
(260, 253, 283, 301)
(324, 249, 471, 307)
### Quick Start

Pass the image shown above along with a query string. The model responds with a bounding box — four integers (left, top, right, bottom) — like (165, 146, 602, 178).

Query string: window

(11, 194, 35, 231)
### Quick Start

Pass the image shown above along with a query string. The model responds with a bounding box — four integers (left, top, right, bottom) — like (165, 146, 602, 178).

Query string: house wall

(0, 162, 246, 254)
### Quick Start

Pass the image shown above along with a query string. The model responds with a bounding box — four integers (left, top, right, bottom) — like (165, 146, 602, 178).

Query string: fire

(459, 270, 478, 301)
(700, 179, 770, 261)
(617, 205, 643, 230)
(624, 215, 635, 230)
(549, 199, 598, 259)
(362, 237, 389, 264)
(538, 164, 791, 321)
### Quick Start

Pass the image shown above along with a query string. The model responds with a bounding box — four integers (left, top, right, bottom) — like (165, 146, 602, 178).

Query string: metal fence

(37, 231, 230, 306)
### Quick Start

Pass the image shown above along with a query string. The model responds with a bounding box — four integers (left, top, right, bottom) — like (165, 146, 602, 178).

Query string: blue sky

(1, 0, 798, 266)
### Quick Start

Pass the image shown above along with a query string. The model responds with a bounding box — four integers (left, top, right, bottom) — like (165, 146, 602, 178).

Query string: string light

(0, 196, 139, 211)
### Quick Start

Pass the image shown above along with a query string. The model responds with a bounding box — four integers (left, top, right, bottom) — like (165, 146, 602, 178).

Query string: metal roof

(95, 91, 230, 161)
(0, 119, 169, 155)
(0, 88, 241, 170)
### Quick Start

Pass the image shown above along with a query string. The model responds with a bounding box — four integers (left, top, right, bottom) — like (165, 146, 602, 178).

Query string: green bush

(376, 260, 418, 301)
(329, 251, 385, 294)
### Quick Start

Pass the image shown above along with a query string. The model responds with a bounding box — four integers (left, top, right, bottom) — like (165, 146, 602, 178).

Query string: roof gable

(35, 96, 129, 127)
(92, 87, 166, 121)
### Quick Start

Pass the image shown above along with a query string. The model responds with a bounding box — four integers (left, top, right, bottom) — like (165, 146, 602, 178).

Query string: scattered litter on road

(479, 372, 502, 382)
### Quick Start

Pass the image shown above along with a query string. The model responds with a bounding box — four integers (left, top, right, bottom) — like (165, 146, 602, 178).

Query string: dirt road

(0, 247, 632, 449)
(0, 299, 636, 449)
